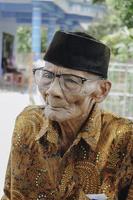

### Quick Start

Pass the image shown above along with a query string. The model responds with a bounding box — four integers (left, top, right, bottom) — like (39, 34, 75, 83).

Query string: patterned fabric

(1, 105, 133, 200)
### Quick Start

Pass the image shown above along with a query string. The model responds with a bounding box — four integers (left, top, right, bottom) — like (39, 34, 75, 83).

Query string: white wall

(0, 91, 42, 198)
(0, 15, 17, 75)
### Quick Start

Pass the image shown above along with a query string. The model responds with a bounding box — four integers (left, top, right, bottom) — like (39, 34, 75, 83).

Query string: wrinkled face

(36, 61, 100, 122)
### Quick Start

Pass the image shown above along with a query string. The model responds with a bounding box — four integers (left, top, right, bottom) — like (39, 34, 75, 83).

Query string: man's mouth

(45, 100, 67, 108)
(46, 104, 61, 109)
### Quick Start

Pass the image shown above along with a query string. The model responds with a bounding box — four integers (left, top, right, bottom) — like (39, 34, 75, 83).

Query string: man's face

(37, 62, 99, 122)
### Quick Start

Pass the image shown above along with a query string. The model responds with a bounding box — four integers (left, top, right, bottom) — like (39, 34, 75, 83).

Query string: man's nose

(46, 77, 63, 98)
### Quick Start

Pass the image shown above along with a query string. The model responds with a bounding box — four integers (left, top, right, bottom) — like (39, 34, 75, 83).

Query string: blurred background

(0, 0, 133, 196)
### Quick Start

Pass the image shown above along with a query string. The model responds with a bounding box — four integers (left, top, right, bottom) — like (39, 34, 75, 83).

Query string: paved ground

(0, 90, 42, 197)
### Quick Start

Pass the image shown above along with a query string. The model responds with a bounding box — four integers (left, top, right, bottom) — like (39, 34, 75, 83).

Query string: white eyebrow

(33, 59, 46, 69)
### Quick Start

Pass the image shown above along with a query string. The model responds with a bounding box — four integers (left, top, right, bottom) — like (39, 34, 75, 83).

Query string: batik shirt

(1, 105, 133, 200)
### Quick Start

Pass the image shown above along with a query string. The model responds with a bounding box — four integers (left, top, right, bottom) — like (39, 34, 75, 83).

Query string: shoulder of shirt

(19, 105, 45, 114)
(15, 105, 46, 123)
(101, 109, 133, 134)
(12, 105, 46, 148)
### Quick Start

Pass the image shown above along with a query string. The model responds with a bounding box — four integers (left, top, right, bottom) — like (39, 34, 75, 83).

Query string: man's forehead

(44, 61, 98, 78)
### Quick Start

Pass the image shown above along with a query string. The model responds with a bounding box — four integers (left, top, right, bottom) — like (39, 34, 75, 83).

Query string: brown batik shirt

(1, 105, 133, 200)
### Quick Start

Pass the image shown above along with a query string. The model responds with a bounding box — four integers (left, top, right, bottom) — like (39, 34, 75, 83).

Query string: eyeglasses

(33, 68, 101, 92)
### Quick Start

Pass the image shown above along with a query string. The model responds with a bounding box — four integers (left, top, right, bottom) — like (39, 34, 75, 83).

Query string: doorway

(2, 32, 14, 74)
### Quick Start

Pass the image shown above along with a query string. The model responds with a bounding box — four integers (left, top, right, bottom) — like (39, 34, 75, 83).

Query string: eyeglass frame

(32, 67, 103, 85)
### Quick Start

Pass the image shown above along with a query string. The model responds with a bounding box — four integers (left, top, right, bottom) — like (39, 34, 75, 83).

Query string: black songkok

(44, 31, 110, 78)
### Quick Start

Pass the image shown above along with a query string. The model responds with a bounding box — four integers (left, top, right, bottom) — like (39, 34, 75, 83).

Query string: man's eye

(64, 76, 80, 84)
(65, 78, 77, 83)
(42, 71, 52, 78)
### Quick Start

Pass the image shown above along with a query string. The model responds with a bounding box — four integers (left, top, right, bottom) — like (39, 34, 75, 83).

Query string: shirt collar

(35, 104, 102, 152)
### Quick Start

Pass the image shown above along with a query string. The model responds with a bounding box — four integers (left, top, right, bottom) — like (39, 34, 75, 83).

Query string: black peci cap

(44, 31, 110, 78)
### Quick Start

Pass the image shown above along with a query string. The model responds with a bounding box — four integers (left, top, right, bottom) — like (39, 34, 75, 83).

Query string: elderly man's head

(33, 31, 111, 122)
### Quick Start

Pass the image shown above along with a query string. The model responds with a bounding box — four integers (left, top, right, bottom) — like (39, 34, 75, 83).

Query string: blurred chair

(4, 72, 25, 87)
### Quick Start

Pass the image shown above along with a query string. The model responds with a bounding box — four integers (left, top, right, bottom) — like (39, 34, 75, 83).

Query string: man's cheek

(64, 94, 85, 104)
(82, 82, 97, 95)
(38, 89, 47, 100)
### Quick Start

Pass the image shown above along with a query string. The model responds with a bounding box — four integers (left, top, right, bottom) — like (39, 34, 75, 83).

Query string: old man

(2, 31, 133, 200)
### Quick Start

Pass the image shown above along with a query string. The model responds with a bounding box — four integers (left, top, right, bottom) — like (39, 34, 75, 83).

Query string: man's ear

(92, 80, 111, 103)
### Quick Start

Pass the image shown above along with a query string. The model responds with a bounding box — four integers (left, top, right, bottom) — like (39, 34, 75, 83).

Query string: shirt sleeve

(126, 178, 133, 200)
(125, 133, 133, 200)
(99, 125, 133, 200)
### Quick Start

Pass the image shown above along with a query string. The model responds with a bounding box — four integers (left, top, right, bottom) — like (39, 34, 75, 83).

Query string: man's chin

(44, 107, 71, 122)
(44, 107, 64, 122)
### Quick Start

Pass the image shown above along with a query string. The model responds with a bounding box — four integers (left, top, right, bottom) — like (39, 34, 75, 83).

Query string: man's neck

(58, 103, 95, 155)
